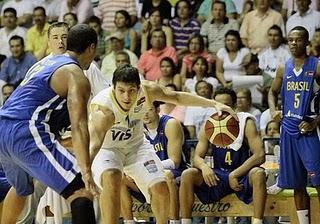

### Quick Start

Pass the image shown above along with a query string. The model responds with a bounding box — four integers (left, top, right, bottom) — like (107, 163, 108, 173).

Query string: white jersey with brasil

(90, 85, 152, 151)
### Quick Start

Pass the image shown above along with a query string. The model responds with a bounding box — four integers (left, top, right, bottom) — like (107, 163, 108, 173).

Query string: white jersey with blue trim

(90, 85, 152, 151)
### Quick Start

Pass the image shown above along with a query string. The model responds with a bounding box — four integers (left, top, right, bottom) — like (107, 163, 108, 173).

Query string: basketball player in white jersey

(89, 65, 234, 224)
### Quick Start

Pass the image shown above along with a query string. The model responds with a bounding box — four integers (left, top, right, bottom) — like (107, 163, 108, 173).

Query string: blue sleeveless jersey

(0, 55, 79, 135)
(144, 115, 188, 170)
(209, 143, 250, 171)
(281, 56, 320, 136)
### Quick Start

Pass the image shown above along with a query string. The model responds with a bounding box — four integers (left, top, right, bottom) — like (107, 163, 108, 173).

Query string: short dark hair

(268, 25, 285, 44)
(212, 0, 226, 11)
(63, 12, 78, 22)
(34, 6, 46, 15)
(225, 30, 244, 52)
(115, 10, 131, 27)
(67, 24, 97, 53)
(187, 33, 205, 52)
(195, 80, 213, 95)
(3, 7, 17, 17)
(48, 22, 69, 37)
(9, 35, 24, 46)
(112, 64, 141, 87)
(213, 87, 237, 106)
(289, 26, 309, 41)
(160, 57, 176, 75)
(87, 15, 101, 26)
(115, 50, 130, 64)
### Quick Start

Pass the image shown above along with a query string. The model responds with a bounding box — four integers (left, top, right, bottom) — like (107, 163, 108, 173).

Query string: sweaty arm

(193, 127, 219, 187)
(229, 118, 265, 179)
(89, 104, 115, 160)
(164, 118, 184, 169)
(51, 64, 92, 175)
(145, 81, 234, 115)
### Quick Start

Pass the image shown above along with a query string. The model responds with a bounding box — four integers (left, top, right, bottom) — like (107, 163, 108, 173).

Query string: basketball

(205, 111, 239, 147)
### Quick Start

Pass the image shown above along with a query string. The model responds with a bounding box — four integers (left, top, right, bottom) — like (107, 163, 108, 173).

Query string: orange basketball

(205, 111, 239, 147)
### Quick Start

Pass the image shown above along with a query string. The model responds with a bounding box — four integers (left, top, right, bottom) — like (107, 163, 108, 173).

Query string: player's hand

(82, 171, 99, 197)
(228, 173, 243, 192)
(214, 101, 237, 118)
(299, 119, 317, 134)
(271, 110, 282, 123)
(202, 165, 220, 187)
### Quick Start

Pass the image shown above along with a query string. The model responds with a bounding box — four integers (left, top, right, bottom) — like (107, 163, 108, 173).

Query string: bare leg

(165, 171, 179, 220)
(179, 168, 203, 218)
(149, 181, 170, 224)
(100, 169, 122, 224)
(120, 177, 135, 220)
(294, 188, 309, 210)
(1, 187, 27, 224)
(249, 167, 267, 219)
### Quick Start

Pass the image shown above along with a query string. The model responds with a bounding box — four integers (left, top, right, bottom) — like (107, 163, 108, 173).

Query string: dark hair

(316, 28, 320, 32)
(153, 100, 163, 109)
(34, 6, 46, 15)
(48, 22, 69, 37)
(87, 15, 102, 26)
(115, 50, 131, 64)
(188, 33, 205, 52)
(9, 35, 24, 46)
(191, 56, 209, 77)
(195, 80, 213, 95)
(3, 7, 17, 17)
(212, 0, 226, 11)
(115, 10, 131, 27)
(225, 30, 244, 52)
(236, 87, 252, 103)
(67, 24, 97, 53)
(289, 26, 309, 41)
(160, 57, 176, 75)
(112, 64, 141, 87)
(174, 0, 191, 18)
(63, 12, 78, 22)
(149, 8, 163, 22)
(265, 120, 280, 134)
(268, 25, 285, 44)
(165, 83, 177, 91)
(214, 87, 237, 106)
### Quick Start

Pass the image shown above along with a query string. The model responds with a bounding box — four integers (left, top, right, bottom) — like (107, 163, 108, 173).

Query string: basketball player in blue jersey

(120, 101, 188, 224)
(269, 26, 320, 224)
(0, 24, 98, 224)
(179, 87, 266, 224)
(89, 64, 233, 224)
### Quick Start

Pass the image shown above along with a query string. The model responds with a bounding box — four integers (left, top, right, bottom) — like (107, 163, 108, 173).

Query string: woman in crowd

(157, 57, 182, 90)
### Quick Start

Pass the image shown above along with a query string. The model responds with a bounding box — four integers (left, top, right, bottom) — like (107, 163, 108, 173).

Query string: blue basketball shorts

(0, 118, 80, 196)
(194, 168, 252, 204)
(278, 128, 320, 189)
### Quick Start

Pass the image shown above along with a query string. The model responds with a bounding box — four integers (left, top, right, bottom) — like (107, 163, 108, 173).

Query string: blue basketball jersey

(281, 56, 320, 136)
(0, 55, 79, 135)
(209, 143, 250, 171)
(144, 115, 188, 170)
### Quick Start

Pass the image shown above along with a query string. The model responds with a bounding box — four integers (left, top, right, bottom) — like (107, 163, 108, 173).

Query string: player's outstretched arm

(193, 127, 219, 187)
(164, 118, 184, 169)
(229, 118, 265, 180)
(89, 104, 115, 160)
(268, 65, 284, 121)
(144, 81, 235, 116)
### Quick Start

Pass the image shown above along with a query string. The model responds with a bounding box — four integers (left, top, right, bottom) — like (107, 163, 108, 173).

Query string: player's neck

(293, 54, 307, 70)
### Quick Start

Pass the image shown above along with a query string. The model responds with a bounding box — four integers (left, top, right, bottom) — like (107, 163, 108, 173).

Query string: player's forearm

(176, 91, 217, 108)
(72, 121, 91, 174)
(193, 155, 208, 171)
(268, 88, 278, 114)
(230, 154, 265, 178)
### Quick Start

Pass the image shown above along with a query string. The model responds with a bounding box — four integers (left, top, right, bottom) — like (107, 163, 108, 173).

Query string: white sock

(181, 218, 192, 224)
(297, 210, 309, 224)
(252, 217, 263, 224)
(46, 217, 55, 224)
(124, 220, 135, 224)
(170, 220, 181, 224)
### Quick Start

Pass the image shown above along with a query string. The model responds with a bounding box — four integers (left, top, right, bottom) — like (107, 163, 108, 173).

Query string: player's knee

(181, 168, 198, 185)
(149, 181, 169, 198)
(101, 169, 122, 188)
(250, 167, 266, 185)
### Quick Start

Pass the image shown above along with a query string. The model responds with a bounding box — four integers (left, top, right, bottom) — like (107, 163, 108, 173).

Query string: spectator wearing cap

(240, 0, 284, 54)
(286, 0, 320, 40)
(101, 32, 138, 80)
(138, 29, 177, 81)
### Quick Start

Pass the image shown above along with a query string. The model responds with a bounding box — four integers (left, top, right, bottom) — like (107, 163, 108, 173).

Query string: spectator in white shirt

(286, 0, 320, 40)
